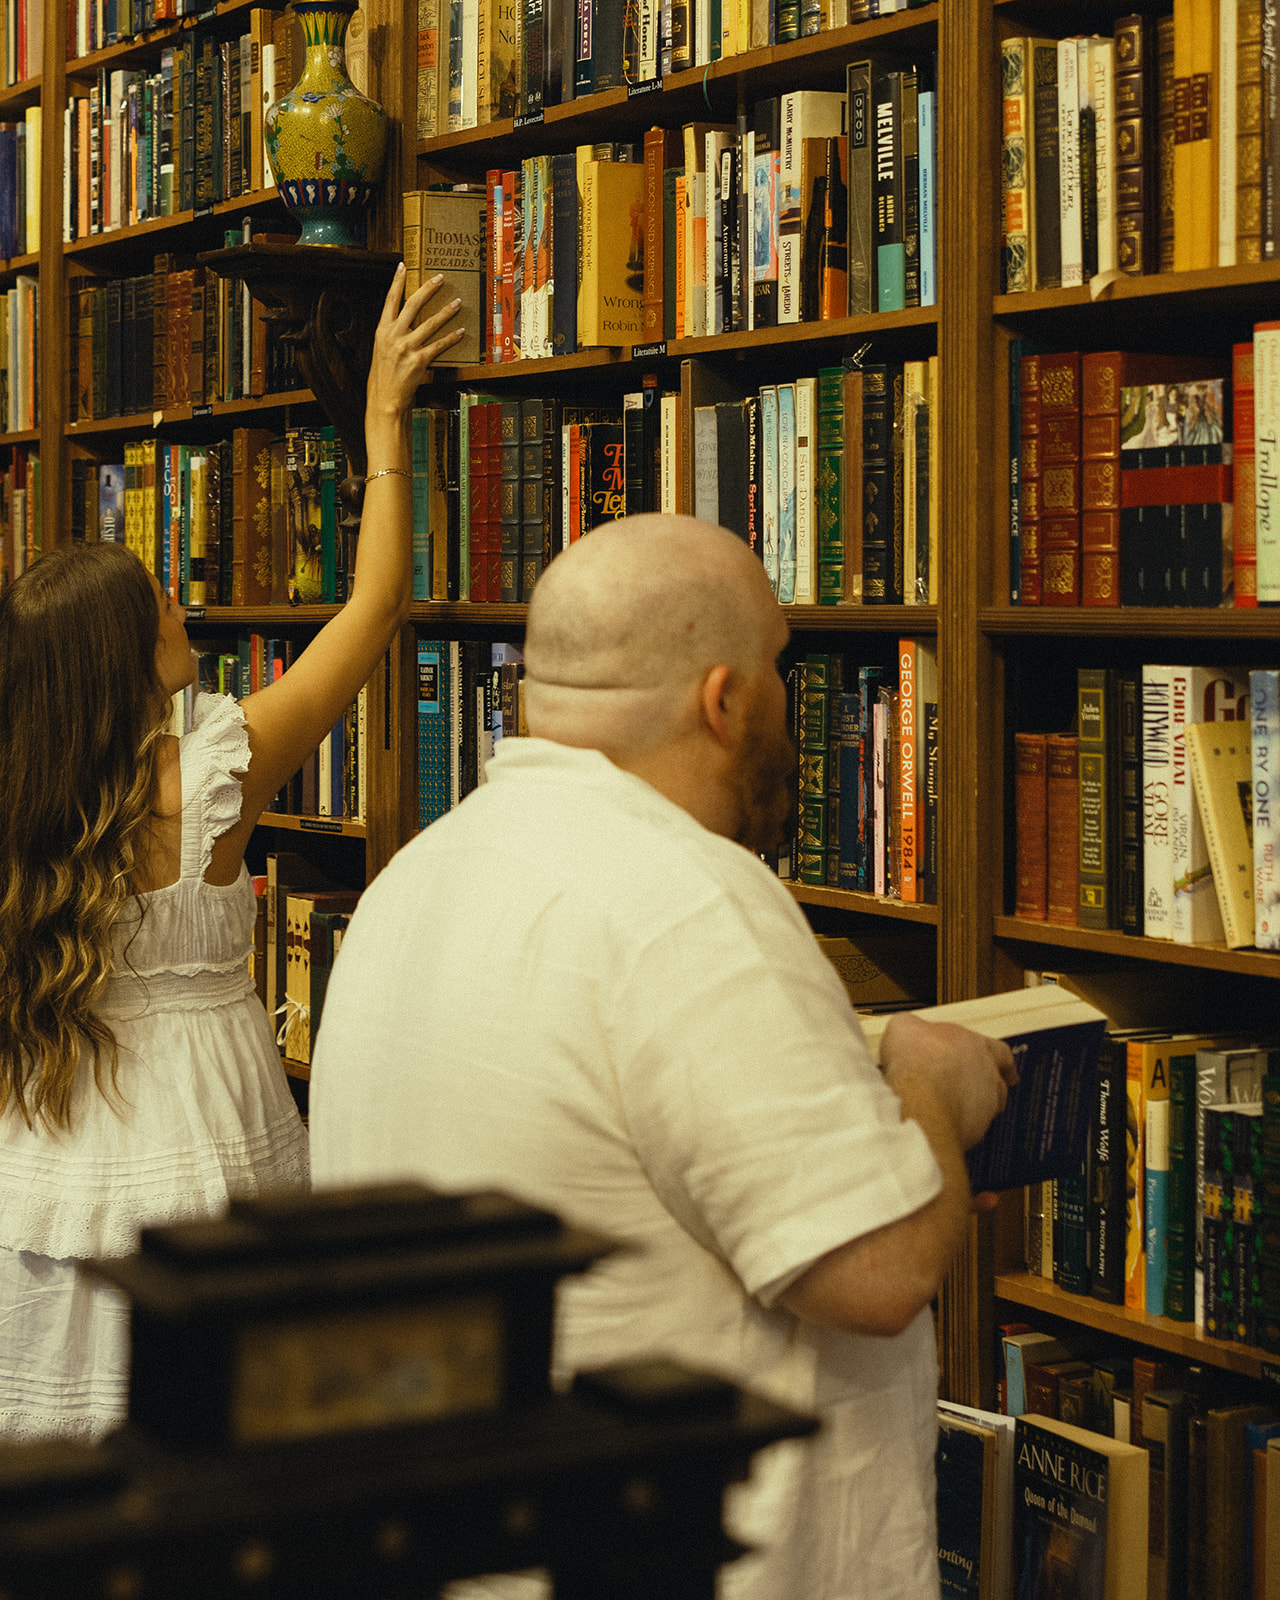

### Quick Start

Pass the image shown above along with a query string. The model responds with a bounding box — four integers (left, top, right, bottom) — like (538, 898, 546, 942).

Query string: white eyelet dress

(0, 693, 310, 1443)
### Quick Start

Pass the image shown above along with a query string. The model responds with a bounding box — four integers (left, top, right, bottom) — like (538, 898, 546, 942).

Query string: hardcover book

(1012, 1414, 1148, 1600)
(579, 159, 645, 345)
(858, 984, 1107, 1192)
(936, 1402, 1016, 1600)
(416, 187, 486, 365)
(1185, 719, 1257, 948)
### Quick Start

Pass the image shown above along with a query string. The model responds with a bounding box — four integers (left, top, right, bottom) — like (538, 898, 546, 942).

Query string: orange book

(1014, 731, 1049, 919)
(1172, 0, 1217, 270)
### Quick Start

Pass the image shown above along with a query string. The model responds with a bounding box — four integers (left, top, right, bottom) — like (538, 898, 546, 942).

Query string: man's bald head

(523, 514, 780, 758)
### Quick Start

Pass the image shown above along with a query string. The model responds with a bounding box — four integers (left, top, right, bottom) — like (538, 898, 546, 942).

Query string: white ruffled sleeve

(179, 692, 252, 882)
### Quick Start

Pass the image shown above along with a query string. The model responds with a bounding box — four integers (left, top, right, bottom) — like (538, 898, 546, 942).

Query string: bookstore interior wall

(5, 0, 1280, 1483)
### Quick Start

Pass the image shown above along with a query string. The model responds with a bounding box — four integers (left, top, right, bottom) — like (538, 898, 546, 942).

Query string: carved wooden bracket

(197, 241, 402, 526)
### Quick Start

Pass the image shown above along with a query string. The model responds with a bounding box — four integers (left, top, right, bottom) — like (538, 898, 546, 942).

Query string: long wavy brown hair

(0, 544, 172, 1129)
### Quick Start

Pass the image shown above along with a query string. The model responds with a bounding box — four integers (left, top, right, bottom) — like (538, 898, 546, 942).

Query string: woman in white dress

(0, 265, 462, 1443)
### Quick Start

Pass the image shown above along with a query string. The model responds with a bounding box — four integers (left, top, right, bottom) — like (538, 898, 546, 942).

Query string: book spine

(1000, 37, 1034, 292)
(1166, 1049, 1198, 1320)
(1142, 662, 1174, 936)
(1058, 37, 1083, 286)
(1256, 322, 1280, 600)
(777, 381, 796, 603)
(872, 65, 904, 311)
(1092, 37, 1117, 276)
(846, 59, 873, 314)
(1125, 1040, 1147, 1312)
(1078, 666, 1120, 929)
(1114, 13, 1156, 274)
(1088, 1034, 1127, 1302)
(1014, 730, 1048, 918)
(1146, 1095, 1170, 1314)
(1252, 668, 1280, 948)
(1032, 39, 1062, 287)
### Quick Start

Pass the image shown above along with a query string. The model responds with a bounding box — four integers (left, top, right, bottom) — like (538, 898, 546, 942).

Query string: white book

(793, 376, 816, 603)
(460, 0, 479, 128)
(693, 403, 719, 525)
(62, 100, 72, 242)
(1090, 36, 1116, 276)
(1251, 668, 1280, 949)
(261, 40, 276, 187)
(902, 360, 928, 602)
(778, 90, 847, 324)
(659, 392, 678, 513)
(873, 695, 887, 896)
(1142, 663, 1175, 938)
(760, 384, 779, 594)
(110, 68, 126, 230)
(1257, 322, 1280, 602)
(695, 0, 711, 65)
(742, 126, 755, 331)
(638, 0, 658, 80)
(1057, 37, 1083, 288)
(1170, 666, 1248, 944)
(1219, 0, 1237, 267)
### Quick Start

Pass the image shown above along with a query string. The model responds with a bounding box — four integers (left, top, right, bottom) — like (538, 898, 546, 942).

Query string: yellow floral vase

(264, 0, 389, 248)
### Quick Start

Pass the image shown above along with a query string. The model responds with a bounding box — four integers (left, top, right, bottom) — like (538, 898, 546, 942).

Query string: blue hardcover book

(411, 406, 432, 600)
(777, 381, 796, 602)
(0, 124, 15, 259)
(160, 443, 174, 595)
(417, 640, 452, 830)
(917, 88, 936, 307)
(859, 986, 1108, 1192)
(1145, 1096, 1170, 1315)
(760, 384, 780, 594)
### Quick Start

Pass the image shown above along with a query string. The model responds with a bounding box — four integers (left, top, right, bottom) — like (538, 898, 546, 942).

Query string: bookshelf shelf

(788, 883, 939, 922)
(283, 1058, 311, 1083)
(979, 607, 1280, 639)
(189, 604, 344, 628)
(994, 1271, 1280, 1383)
(994, 260, 1280, 319)
(0, 428, 40, 445)
(401, 602, 939, 632)
(993, 915, 1280, 978)
(449, 349, 628, 382)
(0, 75, 41, 113)
(63, 188, 291, 258)
(65, 388, 319, 438)
(258, 813, 368, 839)
(0, 254, 38, 275)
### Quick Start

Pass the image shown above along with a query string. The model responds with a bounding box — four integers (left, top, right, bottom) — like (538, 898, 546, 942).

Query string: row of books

(68, 240, 302, 423)
(416, 637, 525, 829)
(415, 73, 935, 364)
(415, 0, 928, 138)
(985, 1330, 1280, 1599)
(408, 355, 935, 608)
(73, 425, 352, 607)
(1000, 3, 1259, 292)
(61, 9, 302, 240)
(1025, 1028, 1278, 1343)
(192, 640, 369, 829)
(1, 270, 34, 432)
(0, 440, 36, 583)
(256, 851, 363, 1071)
(1014, 664, 1279, 951)
(780, 641, 937, 902)
(2, 0, 40, 86)
(0, 109, 40, 259)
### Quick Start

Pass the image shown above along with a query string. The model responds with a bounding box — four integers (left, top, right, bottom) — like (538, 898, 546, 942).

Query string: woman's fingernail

(432, 274, 445, 286)
(451, 298, 462, 310)
(395, 261, 405, 275)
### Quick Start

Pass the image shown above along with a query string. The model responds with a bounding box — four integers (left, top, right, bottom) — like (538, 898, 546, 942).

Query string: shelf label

(1263, 1363, 1280, 1388)
(513, 111, 544, 128)
(185, 607, 206, 621)
(194, 205, 214, 219)
(299, 818, 346, 834)
(630, 341, 667, 360)
(192, 404, 213, 418)
(627, 77, 663, 98)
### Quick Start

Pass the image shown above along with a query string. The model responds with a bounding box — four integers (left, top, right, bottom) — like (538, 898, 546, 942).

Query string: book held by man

(858, 984, 1108, 1191)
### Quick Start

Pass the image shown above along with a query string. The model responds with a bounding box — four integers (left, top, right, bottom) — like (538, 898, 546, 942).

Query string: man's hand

(879, 1012, 1018, 1152)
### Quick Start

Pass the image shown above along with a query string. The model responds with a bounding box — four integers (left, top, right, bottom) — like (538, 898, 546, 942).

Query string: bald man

(309, 515, 1014, 1600)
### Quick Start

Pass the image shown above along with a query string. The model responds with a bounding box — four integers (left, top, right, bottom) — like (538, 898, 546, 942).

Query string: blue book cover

(918, 89, 936, 307)
(1145, 1097, 1169, 1315)
(160, 444, 173, 595)
(0, 125, 15, 259)
(777, 381, 796, 602)
(417, 640, 451, 830)
(760, 384, 780, 595)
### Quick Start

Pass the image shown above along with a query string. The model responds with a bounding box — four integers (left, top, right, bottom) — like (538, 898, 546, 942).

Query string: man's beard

(732, 691, 798, 857)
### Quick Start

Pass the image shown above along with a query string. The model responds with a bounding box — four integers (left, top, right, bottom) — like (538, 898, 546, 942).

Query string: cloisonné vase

(264, 0, 388, 248)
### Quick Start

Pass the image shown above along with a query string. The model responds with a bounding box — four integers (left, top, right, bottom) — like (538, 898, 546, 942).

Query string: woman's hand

(365, 264, 464, 423)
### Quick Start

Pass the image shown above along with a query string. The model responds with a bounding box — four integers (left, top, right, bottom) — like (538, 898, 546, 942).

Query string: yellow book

(1185, 719, 1256, 947)
(1173, 0, 1217, 270)
(188, 453, 208, 606)
(123, 440, 144, 563)
(140, 437, 158, 578)
(401, 188, 424, 303)
(579, 160, 646, 346)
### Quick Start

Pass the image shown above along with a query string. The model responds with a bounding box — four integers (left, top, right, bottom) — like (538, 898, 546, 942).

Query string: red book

(501, 169, 516, 363)
(486, 169, 501, 362)
(1014, 731, 1048, 919)
(1234, 339, 1257, 607)
(1020, 352, 1043, 604)
(1046, 733, 1080, 926)
(1038, 351, 1082, 605)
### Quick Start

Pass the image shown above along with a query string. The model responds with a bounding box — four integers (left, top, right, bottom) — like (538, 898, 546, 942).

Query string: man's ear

(699, 663, 737, 749)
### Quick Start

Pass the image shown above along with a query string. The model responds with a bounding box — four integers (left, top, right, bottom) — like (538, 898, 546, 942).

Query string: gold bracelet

(366, 467, 412, 482)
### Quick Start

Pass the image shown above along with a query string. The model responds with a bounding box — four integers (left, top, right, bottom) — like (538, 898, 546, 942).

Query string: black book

(1087, 1031, 1127, 1303)
(1031, 39, 1062, 288)
(715, 400, 749, 544)
(591, 0, 624, 90)
(522, 0, 545, 114)
(445, 406, 461, 601)
(899, 66, 920, 308)
(104, 278, 123, 420)
(623, 400, 646, 517)
(520, 397, 545, 601)
(860, 361, 893, 602)
(551, 152, 577, 356)
(120, 275, 138, 417)
(500, 397, 522, 604)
